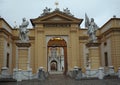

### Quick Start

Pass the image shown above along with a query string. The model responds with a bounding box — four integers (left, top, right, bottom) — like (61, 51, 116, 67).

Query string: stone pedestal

(86, 67, 91, 78)
(86, 43, 100, 69)
(13, 41, 32, 81)
(85, 43, 100, 78)
(13, 69, 22, 81)
(67, 66, 82, 79)
(1, 67, 11, 78)
(85, 68, 98, 78)
(13, 68, 32, 81)
(38, 67, 48, 80)
(15, 42, 31, 70)
(98, 67, 104, 79)
(108, 66, 114, 75)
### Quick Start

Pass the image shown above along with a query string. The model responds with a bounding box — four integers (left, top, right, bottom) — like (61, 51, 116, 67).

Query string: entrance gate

(47, 37, 67, 74)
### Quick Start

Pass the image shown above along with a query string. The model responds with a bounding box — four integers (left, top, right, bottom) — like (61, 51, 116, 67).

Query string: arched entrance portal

(47, 37, 67, 74)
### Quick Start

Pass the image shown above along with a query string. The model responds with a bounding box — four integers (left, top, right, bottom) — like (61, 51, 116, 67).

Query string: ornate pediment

(30, 10, 83, 26)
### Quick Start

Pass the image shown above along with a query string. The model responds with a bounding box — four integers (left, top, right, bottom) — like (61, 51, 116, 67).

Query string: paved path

(0, 74, 120, 85)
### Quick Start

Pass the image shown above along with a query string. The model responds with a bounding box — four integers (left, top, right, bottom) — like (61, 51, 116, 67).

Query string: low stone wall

(67, 66, 82, 80)
(67, 66, 120, 80)
(13, 69, 33, 81)
(12, 67, 49, 81)
(0, 67, 12, 78)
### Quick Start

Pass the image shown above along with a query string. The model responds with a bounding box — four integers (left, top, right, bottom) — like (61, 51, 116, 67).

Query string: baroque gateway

(0, 8, 120, 79)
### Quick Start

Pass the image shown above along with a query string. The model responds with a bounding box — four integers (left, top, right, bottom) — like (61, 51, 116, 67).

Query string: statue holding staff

(85, 14, 99, 42)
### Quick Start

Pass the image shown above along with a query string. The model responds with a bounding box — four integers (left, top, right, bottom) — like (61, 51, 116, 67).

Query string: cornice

(0, 28, 12, 37)
(99, 27, 120, 38)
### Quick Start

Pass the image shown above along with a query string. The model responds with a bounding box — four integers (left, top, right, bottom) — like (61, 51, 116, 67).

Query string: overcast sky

(0, 0, 120, 28)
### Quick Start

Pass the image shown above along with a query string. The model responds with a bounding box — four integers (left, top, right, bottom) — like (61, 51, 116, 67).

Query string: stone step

(49, 71, 63, 74)
(0, 78, 17, 82)
(104, 75, 118, 79)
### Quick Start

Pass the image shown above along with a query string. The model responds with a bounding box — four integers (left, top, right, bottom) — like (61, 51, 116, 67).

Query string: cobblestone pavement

(0, 74, 120, 85)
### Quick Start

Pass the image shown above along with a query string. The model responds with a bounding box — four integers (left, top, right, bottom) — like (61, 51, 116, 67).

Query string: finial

(113, 15, 116, 18)
(14, 21, 18, 28)
(55, 1, 59, 8)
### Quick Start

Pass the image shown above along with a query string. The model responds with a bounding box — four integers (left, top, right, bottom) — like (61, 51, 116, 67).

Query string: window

(104, 42, 107, 46)
(104, 52, 108, 67)
(6, 53, 9, 68)
(7, 42, 10, 47)
(86, 53, 90, 67)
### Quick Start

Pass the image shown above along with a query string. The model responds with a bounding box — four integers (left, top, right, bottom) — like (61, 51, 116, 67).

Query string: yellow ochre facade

(0, 9, 120, 74)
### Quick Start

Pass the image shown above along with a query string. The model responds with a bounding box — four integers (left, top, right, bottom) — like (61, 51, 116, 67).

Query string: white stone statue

(19, 18, 29, 42)
(41, 7, 51, 16)
(85, 14, 99, 42)
(63, 8, 73, 16)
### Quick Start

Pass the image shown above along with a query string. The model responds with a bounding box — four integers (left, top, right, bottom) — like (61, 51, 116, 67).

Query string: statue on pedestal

(41, 7, 51, 16)
(63, 8, 73, 16)
(85, 14, 99, 42)
(19, 18, 29, 42)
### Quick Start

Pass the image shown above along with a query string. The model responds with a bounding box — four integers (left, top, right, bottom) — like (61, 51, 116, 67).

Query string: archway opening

(47, 37, 67, 74)
(50, 60, 57, 71)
